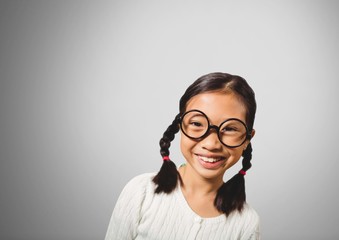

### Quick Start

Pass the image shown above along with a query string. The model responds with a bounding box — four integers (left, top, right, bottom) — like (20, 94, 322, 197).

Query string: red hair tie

(239, 170, 246, 176)
(162, 156, 170, 161)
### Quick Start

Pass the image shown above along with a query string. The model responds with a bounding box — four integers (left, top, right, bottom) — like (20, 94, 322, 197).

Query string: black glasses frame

(179, 109, 252, 148)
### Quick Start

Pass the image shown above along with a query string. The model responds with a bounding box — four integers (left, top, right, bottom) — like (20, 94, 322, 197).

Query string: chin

(196, 166, 227, 180)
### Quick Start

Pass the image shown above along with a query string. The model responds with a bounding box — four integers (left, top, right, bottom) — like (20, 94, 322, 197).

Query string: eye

(190, 121, 203, 127)
(222, 126, 238, 132)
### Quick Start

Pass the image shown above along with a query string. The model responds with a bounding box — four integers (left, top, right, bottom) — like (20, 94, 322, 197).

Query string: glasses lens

(219, 119, 247, 147)
(181, 111, 208, 139)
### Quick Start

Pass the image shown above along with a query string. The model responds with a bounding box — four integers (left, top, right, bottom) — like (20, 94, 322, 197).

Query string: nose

(200, 129, 222, 151)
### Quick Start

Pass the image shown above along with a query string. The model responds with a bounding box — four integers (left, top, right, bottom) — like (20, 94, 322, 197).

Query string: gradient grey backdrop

(1, 1, 339, 239)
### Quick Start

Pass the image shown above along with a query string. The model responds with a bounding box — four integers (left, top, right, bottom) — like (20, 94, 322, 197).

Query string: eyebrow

(185, 110, 246, 125)
(187, 113, 205, 118)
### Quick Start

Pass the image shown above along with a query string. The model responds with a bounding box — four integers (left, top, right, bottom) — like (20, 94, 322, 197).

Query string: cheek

(180, 133, 196, 155)
(180, 133, 189, 152)
(234, 148, 244, 159)
(224, 148, 244, 167)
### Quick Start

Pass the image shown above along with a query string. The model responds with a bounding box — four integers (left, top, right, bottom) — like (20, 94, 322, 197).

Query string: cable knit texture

(105, 173, 260, 240)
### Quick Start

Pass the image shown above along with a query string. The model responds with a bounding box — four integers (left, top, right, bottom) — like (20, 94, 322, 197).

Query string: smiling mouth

(197, 155, 225, 163)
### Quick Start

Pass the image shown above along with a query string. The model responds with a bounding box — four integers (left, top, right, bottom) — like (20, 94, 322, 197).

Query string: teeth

(199, 156, 222, 163)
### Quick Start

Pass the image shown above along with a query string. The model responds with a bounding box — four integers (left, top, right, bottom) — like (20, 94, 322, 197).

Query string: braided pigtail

(214, 143, 253, 216)
(153, 114, 181, 193)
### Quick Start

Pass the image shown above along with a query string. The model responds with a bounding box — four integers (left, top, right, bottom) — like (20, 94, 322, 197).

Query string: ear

(176, 115, 181, 130)
(244, 129, 255, 151)
(250, 129, 256, 139)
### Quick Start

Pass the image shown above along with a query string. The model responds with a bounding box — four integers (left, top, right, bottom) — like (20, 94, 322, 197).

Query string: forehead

(185, 92, 247, 123)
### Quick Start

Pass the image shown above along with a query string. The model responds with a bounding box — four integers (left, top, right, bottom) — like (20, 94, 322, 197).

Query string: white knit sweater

(105, 173, 260, 240)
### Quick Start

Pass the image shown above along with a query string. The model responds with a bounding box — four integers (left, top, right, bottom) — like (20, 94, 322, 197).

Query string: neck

(178, 164, 224, 196)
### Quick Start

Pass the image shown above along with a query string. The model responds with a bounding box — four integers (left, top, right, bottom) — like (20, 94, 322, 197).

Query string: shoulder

(236, 204, 260, 239)
(106, 173, 158, 239)
(241, 203, 260, 222)
(123, 172, 156, 189)
(113, 172, 158, 213)
(225, 204, 259, 231)
(119, 173, 157, 198)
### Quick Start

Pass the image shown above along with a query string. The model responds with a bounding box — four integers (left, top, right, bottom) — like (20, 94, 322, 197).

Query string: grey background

(1, 0, 339, 239)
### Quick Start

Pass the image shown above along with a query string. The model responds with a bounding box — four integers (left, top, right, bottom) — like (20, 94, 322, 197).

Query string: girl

(105, 72, 259, 240)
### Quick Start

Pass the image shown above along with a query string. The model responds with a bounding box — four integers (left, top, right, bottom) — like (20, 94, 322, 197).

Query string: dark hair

(153, 72, 257, 216)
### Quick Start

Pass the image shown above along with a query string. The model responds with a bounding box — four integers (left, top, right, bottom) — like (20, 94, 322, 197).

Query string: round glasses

(180, 110, 251, 148)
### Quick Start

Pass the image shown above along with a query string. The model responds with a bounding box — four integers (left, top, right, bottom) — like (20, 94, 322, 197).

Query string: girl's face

(180, 91, 251, 182)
